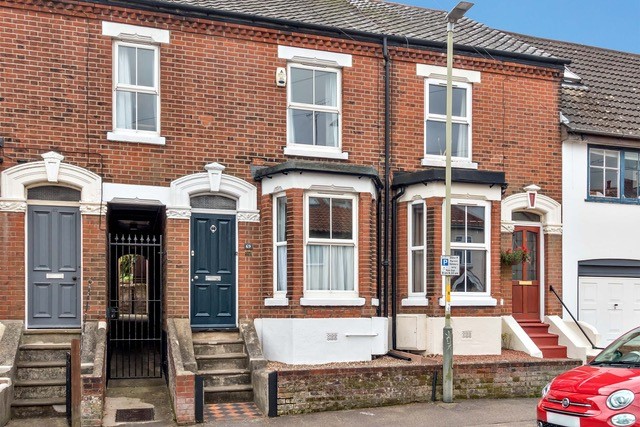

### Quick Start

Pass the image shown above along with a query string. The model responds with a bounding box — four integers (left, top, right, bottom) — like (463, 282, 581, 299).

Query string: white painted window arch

(501, 191, 562, 235)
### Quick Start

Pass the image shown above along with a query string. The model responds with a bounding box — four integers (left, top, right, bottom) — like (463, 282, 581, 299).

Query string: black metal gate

(108, 234, 163, 379)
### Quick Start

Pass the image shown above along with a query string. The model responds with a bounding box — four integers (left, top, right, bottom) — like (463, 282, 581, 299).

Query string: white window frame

(108, 41, 164, 145)
(405, 200, 427, 305)
(302, 192, 359, 301)
(285, 63, 343, 158)
(424, 79, 473, 164)
(271, 193, 288, 302)
(440, 199, 496, 307)
(588, 147, 620, 199)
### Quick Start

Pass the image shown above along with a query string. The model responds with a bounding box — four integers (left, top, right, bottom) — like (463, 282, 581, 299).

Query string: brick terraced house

(0, 0, 571, 423)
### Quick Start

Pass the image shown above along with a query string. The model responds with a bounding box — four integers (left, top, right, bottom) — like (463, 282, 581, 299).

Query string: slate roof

(136, 0, 556, 61)
(513, 33, 640, 139)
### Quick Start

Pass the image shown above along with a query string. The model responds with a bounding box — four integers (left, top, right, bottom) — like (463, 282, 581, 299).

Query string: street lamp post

(443, 1, 473, 404)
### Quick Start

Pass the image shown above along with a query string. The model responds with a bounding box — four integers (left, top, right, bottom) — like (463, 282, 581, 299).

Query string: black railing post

(66, 351, 71, 426)
(195, 375, 204, 423)
(549, 285, 604, 350)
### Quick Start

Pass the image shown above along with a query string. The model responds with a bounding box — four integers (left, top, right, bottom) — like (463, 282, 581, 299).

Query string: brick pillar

(166, 217, 190, 318)
(82, 214, 107, 321)
(0, 211, 25, 320)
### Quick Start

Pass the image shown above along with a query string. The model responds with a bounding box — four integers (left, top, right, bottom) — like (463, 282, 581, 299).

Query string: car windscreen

(592, 328, 640, 366)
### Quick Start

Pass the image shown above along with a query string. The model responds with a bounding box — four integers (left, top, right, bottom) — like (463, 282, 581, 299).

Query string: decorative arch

(501, 186, 562, 234)
(0, 151, 103, 214)
(168, 162, 259, 222)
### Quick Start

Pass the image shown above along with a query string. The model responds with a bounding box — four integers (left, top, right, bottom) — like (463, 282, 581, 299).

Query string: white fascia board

(399, 181, 502, 203)
(261, 171, 378, 198)
(416, 64, 481, 83)
(102, 183, 170, 205)
(102, 21, 170, 44)
(278, 46, 352, 67)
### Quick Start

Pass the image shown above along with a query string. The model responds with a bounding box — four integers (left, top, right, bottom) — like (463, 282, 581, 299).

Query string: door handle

(193, 275, 199, 280)
(613, 303, 619, 310)
(72, 276, 77, 281)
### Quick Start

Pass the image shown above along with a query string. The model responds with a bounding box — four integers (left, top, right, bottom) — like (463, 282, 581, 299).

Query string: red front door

(512, 226, 540, 321)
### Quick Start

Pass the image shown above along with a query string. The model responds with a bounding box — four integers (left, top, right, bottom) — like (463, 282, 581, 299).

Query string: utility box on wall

(396, 314, 428, 351)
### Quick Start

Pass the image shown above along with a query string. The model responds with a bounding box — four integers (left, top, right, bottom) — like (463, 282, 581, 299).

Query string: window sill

(421, 158, 477, 169)
(438, 295, 497, 307)
(107, 132, 166, 145)
(300, 297, 365, 306)
(585, 196, 640, 205)
(401, 297, 429, 307)
(284, 146, 348, 160)
(264, 297, 289, 307)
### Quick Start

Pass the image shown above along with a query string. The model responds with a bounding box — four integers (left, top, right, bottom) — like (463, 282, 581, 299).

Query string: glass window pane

(412, 204, 424, 246)
(426, 120, 446, 156)
(512, 211, 541, 222)
(330, 246, 354, 291)
(452, 250, 485, 292)
(452, 86, 467, 117)
(306, 245, 329, 290)
(589, 149, 604, 167)
(452, 123, 469, 158)
(290, 108, 313, 145)
(315, 112, 339, 147)
(590, 168, 604, 196)
(605, 151, 619, 168)
(276, 196, 287, 242)
(428, 84, 446, 115)
(466, 206, 485, 244)
(308, 197, 330, 238)
(115, 90, 135, 129)
(411, 250, 424, 293)
(137, 93, 157, 132)
(331, 199, 353, 239)
(276, 246, 287, 292)
(291, 67, 313, 104)
(605, 169, 619, 197)
(137, 47, 155, 87)
(624, 169, 639, 199)
(117, 46, 135, 85)
(451, 205, 466, 243)
(526, 231, 538, 281)
(314, 70, 337, 107)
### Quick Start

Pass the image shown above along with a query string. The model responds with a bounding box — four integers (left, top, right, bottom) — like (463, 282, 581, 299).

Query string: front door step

(518, 321, 567, 358)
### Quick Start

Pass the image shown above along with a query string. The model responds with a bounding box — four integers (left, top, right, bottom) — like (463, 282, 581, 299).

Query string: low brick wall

(275, 359, 580, 415)
(166, 319, 197, 425)
(81, 322, 108, 426)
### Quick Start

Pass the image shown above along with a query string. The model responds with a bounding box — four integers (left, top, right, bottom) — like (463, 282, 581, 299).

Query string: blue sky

(399, 0, 640, 54)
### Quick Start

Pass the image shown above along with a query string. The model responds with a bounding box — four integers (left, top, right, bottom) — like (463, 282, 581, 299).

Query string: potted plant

(500, 246, 531, 266)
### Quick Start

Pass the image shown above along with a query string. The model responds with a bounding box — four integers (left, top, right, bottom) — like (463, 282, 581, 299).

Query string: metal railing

(549, 285, 604, 350)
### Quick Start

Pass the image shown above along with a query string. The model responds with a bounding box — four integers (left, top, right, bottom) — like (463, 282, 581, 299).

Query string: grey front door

(190, 213, 236, 328)
(28, 205, 81, 328)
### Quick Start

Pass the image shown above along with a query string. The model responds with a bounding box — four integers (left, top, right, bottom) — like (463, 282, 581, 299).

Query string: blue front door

(190, 213, 236, 328)
(28, 205, 81, 328)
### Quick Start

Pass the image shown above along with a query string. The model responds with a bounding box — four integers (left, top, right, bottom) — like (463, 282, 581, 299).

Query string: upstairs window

(114, 42, 159, 134)
(588, 146, 640, 202)
(288, 64, 340, 149)
(425, 80, 472, 160)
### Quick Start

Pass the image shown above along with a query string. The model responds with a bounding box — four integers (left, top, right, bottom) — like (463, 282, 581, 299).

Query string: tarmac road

(209, 397, 539, 427)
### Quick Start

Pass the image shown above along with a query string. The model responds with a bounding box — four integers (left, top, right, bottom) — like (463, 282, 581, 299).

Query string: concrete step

(528, 333, 560, 347)
(16, 361, 66, 382)
(18, 343, 71, 362)
(519, 322, 550, 335)
(204, 384, 253, 404)
(539, 345, 568, 358)
(199, 368, 251, 387)
(11, 397, 66, 419)
(21, 329, 81, 345)
(14, 384, 66, 400)
(196, 353, 248, 370)
(193, 340, 245, 356)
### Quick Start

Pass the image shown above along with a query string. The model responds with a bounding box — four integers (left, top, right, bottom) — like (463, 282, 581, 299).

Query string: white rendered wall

(562, 138, 640, 316)
(254, 318, 389, 364)
(425, 317, 501, 355)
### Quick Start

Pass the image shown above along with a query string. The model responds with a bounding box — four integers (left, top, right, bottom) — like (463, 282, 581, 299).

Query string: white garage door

(579, 277, 640, 345)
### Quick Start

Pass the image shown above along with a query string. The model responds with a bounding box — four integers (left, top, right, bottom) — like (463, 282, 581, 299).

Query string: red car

(537, 326, 640, 427)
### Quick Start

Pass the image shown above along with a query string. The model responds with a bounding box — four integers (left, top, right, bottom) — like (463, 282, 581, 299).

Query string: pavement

(206, 398, 540, 427)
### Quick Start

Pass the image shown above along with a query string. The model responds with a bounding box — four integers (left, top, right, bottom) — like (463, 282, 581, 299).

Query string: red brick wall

(0, 212, 25, 320)
(275, 358, 580, 414)
(82, 214, 107, 321)
(0, 0, 562, 322)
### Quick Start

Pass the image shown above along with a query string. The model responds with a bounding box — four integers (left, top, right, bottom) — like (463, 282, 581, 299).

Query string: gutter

(91, 0, 570, 68)
(566, 127, 640, 141)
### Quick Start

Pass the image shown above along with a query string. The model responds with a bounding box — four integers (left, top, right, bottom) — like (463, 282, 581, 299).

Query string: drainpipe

(382, 37, 391, 319)
(376, 186, 382, 317)
(390, 186, 406, 349)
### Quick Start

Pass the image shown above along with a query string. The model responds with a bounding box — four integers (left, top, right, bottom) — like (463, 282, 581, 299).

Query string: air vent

(326, 332, 338, 341)
(462, 330, 472, 340)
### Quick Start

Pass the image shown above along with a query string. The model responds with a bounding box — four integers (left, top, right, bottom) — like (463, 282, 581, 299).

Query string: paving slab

(102, 378, 176, 427)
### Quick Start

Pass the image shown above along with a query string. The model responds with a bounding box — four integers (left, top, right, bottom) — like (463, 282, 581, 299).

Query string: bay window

(449, 202, 489, 294)
(409, 201, 426, 297)
(274, 195, 287, 297)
